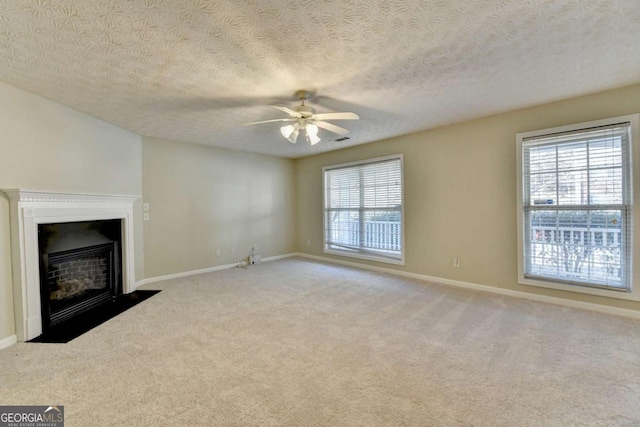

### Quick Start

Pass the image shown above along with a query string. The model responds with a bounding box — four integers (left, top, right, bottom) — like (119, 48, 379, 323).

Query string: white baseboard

(262, 253, 298, 262)
(136, 252, 299, 287)
(294, 253, 640, 320)
(0, 334, 17, 350)
(136, 263, 238, 287)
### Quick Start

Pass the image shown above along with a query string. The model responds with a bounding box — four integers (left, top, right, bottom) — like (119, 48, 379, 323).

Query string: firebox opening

(38, 219, 123, 332)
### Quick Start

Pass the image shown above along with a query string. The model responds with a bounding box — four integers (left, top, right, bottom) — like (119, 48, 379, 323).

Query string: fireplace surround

(3, 190, 138, 341)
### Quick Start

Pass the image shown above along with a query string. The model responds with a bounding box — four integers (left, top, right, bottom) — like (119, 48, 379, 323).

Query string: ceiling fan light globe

(288, 128, 300, 144)
(280, 124, 295, 138)
(306, 123, 318, 134)
(306, 124, 321, 145)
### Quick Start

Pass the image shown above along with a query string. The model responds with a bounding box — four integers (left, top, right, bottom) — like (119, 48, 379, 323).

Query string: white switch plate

(215, 249, 221, 256)
(143, 203, 149, 212)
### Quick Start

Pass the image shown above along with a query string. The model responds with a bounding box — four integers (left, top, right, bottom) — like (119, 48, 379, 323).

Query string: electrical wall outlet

(249, 255, 262, 265)
(453, 257, 460, 268)
(215, 249, 221, 257)
(231, 248, 235, 254)
(143, 212, 150, 221)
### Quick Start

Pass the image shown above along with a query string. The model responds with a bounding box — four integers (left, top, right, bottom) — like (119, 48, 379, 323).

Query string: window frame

(322, 154, 405, 265)
(516, 114, 640, 301)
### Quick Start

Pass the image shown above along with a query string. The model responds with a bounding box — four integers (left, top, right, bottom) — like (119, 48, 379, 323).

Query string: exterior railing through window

(329, 220, 402, 252)
(528, 224, 623, 287)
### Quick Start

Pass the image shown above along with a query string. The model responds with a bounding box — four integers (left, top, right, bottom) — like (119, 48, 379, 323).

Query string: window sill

(519, 276, 640, 302)
(323, 248, 405, 266)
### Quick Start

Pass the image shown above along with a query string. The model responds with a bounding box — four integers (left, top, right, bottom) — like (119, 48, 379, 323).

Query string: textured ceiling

(1, 1, 640, 158)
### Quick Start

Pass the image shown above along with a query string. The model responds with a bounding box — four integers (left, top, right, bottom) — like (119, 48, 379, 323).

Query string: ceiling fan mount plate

(294, 90, 312, 101)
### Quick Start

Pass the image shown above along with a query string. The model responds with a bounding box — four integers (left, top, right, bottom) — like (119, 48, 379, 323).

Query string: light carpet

(1, 258, 639, 426)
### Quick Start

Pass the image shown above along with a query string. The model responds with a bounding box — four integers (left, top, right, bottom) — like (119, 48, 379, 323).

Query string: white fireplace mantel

(3, 189, 138, 341)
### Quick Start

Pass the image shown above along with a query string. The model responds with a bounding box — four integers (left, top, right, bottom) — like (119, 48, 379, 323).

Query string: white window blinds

(323, 155, 403, 263)
(521, 122, 632, 290)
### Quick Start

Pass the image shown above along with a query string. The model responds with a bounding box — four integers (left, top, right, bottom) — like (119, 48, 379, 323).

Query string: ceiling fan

(243, 90, 359, 145)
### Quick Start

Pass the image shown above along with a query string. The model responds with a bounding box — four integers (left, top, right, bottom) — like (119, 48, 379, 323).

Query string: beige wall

(142, 137, 296, 278)
(0, 81, 144, 342)
(296, 83, 640, 312)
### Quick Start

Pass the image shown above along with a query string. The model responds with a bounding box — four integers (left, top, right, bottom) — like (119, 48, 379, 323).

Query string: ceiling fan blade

(315, 95, 390, 117)
(314, 120, 350, 135)
(312, 112, 359, 120)
(243, 118, 297, 126)
(270, 105, 301, 117)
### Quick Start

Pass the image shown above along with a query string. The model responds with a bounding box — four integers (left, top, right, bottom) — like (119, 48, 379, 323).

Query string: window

(517, 115, 639, 296)
(323, 155, 404, 264)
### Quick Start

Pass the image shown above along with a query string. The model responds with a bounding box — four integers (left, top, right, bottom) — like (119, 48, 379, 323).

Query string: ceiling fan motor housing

(295, 105, 315, 118)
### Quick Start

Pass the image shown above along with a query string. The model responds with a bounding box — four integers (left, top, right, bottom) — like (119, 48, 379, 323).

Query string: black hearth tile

(28, 290, 161, 344)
